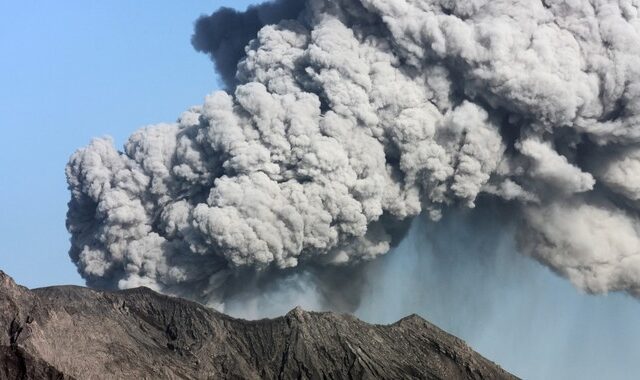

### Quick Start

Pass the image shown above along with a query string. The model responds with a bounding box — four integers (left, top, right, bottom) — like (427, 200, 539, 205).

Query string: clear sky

(0, 2, 639, 380)
(0, 1, 256, 287)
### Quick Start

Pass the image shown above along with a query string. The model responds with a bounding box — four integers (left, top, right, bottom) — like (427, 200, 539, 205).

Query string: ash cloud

(192, 0, 305, 88)
(67, 0, 640, 312)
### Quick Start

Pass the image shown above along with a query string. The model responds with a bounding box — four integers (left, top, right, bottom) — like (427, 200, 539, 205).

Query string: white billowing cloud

(594, 148, 640, 201)
(518, 138, 595, 194)
(522, 202, 640, 297)
(67, 0, 640, 309)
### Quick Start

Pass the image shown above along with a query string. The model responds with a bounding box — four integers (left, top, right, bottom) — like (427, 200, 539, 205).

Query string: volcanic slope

(0, 271, 516, 379)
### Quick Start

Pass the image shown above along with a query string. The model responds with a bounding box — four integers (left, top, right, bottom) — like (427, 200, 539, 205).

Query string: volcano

(0, 270, 516, 379)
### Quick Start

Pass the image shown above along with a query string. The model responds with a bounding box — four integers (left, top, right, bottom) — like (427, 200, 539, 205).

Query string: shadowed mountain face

(0, 271, 516, 379)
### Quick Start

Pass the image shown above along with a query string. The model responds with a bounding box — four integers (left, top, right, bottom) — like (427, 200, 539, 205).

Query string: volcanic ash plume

(67, 0, 640, 310)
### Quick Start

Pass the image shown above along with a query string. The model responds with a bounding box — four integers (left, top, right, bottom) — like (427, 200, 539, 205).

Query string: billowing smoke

(67, 0, 640, 312)
(191, 0, 306, 89)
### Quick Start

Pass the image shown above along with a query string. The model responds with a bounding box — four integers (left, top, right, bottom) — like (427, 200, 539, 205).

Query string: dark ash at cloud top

(192, 0, 306, 89)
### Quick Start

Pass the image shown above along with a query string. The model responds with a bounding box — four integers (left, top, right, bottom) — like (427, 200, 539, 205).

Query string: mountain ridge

(0, 270, 517, 379)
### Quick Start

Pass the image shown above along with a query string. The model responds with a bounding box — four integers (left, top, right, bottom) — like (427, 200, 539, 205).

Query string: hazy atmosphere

(2, 1, 640, 379)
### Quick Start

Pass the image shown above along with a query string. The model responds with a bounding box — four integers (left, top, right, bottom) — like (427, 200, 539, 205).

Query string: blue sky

(0, 2, 639, 379)
(0, 1, 256, 287)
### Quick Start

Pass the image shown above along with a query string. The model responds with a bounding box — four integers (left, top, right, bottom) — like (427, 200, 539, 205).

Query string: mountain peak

(0, 270, 14, 288)
(0, 271, 517, 379)
(287, 305, 307, 317)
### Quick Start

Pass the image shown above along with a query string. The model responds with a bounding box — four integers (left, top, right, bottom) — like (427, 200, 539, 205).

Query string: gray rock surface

(0, 271, 516, 379)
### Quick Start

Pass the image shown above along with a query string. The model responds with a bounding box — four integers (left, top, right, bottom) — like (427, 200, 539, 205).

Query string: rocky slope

(0, 271, 516, 379)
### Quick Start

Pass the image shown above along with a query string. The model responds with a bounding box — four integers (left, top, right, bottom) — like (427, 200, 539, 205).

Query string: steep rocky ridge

(0, 271, 516, 379)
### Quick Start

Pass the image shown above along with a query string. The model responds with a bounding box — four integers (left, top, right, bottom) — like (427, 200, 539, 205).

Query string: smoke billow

(67, 0, 640, 312)
(191, 0, 306, 89)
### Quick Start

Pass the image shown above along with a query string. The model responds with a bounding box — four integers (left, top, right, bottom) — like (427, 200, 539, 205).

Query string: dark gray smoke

(192, 0, 305, 88)
(67, 0, 640, 312)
